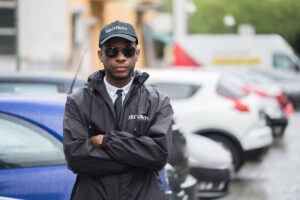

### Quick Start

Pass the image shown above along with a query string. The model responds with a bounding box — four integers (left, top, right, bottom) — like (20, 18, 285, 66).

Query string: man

(63, 20, 173, 200)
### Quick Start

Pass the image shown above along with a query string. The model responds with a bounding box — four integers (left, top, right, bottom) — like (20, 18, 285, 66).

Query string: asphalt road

(219, 111, 300, 200)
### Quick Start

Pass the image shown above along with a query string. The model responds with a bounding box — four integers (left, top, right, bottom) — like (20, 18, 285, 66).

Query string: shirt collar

(103, 74, 133, 100)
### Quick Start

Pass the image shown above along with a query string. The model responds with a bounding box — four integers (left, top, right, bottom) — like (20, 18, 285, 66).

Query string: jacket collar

(86, 69, 149, 89)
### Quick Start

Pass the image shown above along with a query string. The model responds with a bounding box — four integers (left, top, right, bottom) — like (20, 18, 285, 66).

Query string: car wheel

(205, 134, 244, 171)
(272, 125, 285, 137)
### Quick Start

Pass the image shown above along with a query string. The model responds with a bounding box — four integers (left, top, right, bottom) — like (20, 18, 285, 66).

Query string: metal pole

(173, 0, 186, 40)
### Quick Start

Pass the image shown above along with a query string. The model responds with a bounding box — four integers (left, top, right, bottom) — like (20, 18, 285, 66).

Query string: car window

(217, 76, 247, 99)
(151, 82, 200, 100)
(0, 83, 59, 93)
(273, 53, 297, 71)
(0, 113, 65, 169)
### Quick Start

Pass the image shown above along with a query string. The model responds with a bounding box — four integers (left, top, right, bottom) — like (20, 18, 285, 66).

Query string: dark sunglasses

(104, 46, 136, 58)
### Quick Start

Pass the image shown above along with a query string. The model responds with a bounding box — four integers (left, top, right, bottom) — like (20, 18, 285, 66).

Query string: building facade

(0, 0, 163, 73)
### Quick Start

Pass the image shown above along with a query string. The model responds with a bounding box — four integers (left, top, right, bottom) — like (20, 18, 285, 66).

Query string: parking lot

(220, 111, 300, 200)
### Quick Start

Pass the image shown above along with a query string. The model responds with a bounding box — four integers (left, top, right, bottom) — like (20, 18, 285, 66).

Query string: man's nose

(116, 49, 126, 61)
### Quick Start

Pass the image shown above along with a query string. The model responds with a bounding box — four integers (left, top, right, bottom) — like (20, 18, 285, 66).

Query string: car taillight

(233, 99, 250, 112)
(284, 101, 294, 116)
(276, 92, 287, 108)
(253, 89, 268, 97)
(218, 93, 250, 112)
(242, 86, 268, 97)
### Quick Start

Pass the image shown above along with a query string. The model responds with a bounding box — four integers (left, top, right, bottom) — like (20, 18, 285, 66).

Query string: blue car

(0, 94, 173, 200)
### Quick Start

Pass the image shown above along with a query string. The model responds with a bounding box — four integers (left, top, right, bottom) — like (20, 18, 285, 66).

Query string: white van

(174, 34, 300, 77)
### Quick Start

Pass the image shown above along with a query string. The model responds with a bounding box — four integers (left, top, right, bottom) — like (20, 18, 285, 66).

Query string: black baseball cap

(99, 20, 138, 47)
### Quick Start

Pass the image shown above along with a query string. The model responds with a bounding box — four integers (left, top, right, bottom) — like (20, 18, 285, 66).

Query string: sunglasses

(104, 46, 136, 58)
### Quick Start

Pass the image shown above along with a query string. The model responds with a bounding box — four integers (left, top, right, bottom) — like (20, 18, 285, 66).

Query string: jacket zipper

(118, 84, 139, 130)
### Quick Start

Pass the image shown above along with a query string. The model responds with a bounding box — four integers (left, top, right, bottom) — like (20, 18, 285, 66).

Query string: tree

(185, 0, 300, 54)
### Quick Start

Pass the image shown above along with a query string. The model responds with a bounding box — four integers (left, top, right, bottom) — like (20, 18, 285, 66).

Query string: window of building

(0, 0, 16, 55)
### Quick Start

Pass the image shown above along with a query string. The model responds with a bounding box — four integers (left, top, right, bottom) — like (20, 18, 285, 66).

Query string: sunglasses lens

(105, 47, 119, 58)
(122, 46, 136, 58)
(105, 46, 136, 58)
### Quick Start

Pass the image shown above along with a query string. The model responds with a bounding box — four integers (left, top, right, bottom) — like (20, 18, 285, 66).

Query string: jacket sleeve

(101, 98, 173, 171)
(63, 95, 131, 176)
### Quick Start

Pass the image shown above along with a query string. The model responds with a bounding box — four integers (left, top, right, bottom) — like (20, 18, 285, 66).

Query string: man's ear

(135, 46, 141, 62)
(98, 49, 103, 62)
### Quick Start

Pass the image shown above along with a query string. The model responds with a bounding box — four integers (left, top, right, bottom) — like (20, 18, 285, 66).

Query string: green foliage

(161, 0, 172, 13)
(188, 0, 300, 53)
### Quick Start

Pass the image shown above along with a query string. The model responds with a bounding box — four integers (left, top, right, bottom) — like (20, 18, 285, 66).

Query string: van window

(273, 53, 297, 71)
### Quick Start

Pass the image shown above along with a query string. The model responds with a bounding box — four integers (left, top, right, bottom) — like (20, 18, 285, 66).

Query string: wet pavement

(219, 112, 300, 200)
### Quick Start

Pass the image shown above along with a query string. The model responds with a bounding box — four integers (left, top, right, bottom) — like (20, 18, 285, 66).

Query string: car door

(0, 113, 76, 200)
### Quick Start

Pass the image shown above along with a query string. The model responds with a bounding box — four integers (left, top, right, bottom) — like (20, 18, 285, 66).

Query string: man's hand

(90, 134, 104, 149)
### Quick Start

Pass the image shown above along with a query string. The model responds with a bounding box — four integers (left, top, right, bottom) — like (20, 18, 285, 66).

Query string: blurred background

(1, 0, 299, 73)
(1, 0, 300, 200)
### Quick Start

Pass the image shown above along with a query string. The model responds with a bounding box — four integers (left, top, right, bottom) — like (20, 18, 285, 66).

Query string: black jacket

(63, 70, 173, 200)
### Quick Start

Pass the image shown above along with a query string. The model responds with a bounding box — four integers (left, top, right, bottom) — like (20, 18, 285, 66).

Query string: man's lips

(114, 66, 128, 72)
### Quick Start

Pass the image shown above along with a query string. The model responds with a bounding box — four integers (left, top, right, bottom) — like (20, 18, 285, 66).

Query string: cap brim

(100, 34, 137, 45)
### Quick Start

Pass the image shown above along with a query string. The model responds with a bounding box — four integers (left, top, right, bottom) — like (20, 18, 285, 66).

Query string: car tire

(205, 134, 244, 171)
(272, 125, 285, 137)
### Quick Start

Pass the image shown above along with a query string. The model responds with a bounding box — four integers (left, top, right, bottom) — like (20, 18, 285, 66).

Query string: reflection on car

(0, 196, 23, 200)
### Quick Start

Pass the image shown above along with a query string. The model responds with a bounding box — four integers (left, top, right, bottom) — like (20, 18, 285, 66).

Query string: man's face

(98, 37, 140, 84)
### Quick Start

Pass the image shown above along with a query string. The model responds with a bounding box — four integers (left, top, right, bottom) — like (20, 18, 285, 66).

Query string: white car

(145, 68, 273, 171)
(211, 67, 289, 136)
(172, 121, 232, 199)
(185, 133, 233, 198)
